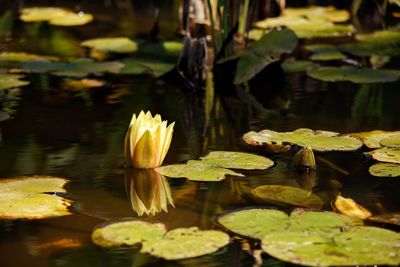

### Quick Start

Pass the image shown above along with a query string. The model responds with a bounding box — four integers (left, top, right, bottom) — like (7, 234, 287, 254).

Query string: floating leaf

(0, 111, 10, 122)
(310, 51, 346, 61)
(62, 78, 105, 90)
(0, 176, 71, 219)
(121, 59, 174, 77)
(366, 147, 400, 164)
(348, 130, 400, 149)
(234, 28, 298, 84)
(156, 160, 243, 182)
(333, 195, 372, 220)
(200, 151, 274, 170)
(141, 41, 184, 57)
(281, 59, 319, 73)
(252, 185, 323, 209)
(0, 74, 30, 90)
(380, 135, 400, 148)
(91, 220, 167, 248)
(369, 163, 400, 177)
(141, 227, 229, 260)
(243, 128, 362, 152)
(81, 37, 138, 53)
(0, 52, 59, 62)
(369, 213, 400, 226)
(284, 6, 350, 22)
(307, 66, 400, 83)
(20, 7, 93, 26)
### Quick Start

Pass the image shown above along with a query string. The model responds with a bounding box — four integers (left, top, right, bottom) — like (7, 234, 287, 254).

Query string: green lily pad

(217, 208, 360, 240)
(91, 220, 167, 248)
(348, 130, 400, 149)
(262, 226, 400, 266)
(22, 59, 124, 77)
(141, 227, 229, 260)
(156, 160, 243, 182)
(284, 6, 350, 22)
(310, 51, 346, 61)
(380, 135, 400, 148)
(307, 66, 400, 83)
(234, 28, 298, 84)
(200, 151, 274, 170)
(369, 163, 400, 177)
(141, 41, 183, 57)
(367, 147, 400, 164)
(243, 128, 362, 152)
(281, 59, 319, 73)
(0, 176, 72, 219)
(121, 58, 174, 77)
(369, 213, 400, 226)
(252, 185, 323, 209)
(81, 37, 138, 53)
(20, 7, 93, 26)
(0, 74, 30, 90)
(0, 52, 59, 62)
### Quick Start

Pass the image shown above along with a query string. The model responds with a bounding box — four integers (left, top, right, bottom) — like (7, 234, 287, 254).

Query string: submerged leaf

(366, 147, 400, 164)
(0, 176, 71, 219)
(81, 37, 138, 53)
(333, 195, 372, 220)
(141, 227, 229, 260)
(369, 163, 400, 177)
(0, 74, 30, 90)
(200, 151, 274, 170)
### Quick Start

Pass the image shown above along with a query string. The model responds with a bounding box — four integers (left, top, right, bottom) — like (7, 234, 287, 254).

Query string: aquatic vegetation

(200, 151, 274, 170)
(20, 7, 93, 26)
(0, 52, 59, 62)
(380, 134, 400, 148)
(292, 146, 316, 170)
(121, 58, 174, 77)
(281, 58, 319, 73)
(252, 185, 323, 209)
(0, 176, 72, 219)
(81, 37, 138, 53)
(366, 147, 400, 164)
(0, 74, 30, 90)
(243, 128, 363, 152)
(333, 195, 372, 220)
(369, 163, 400, 177)
(124, 111, 175, 169)
(348, 130, 400, 149)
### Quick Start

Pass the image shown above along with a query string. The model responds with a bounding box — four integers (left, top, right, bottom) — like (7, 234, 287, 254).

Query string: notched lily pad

(0, 74, 30, 90)
(369, 163, 400, 177)
(81, 37, 138, 53)
(91, 220, 167, 248)
(307, 66, 400, 83)
(366, 147, 400, 164)
(243, 128, 362, 152)
(348, 130, 400, 149)
(141, 227, 229, 260)
(252, 185, 323, 209)
(200, 151, 274, 170)
(20, 7, 93, 26)
(156, 160, 243, 182)
(0, 176, 72, 219)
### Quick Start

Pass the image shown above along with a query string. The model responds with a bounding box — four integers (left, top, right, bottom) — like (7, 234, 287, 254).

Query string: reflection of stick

(317, 156, 349, 176)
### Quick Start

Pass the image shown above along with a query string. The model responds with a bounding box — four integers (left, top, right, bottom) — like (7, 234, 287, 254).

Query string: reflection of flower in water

(127, 169, 174, 217)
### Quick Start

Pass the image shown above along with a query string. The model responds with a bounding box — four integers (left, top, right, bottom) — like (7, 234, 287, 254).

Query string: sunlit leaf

(310, 51, 346, 61)
(281, 58, 319, 73)
(380, 135, 400, 148)
(92, 220, 167, 248)
(0, 74, 30, 90)
(333, 195, 372, 220)
(307, 66, 400, 83)
(366, 147, 400, 164)
(81, 37, 138, 53)
(141, 227, 229, 260)
(0, 52, 59, 62)
(347, 130, 400, 149)
(0, 176, 71, 219)
(20, 7, 93, 26)
(200, 151, 274, 170)
(252, 185, 323, 209)
(284, 6, 350, 22)
(49, 12, 93, 26)
(243, 128, 362, 152)
(369, 163, 400, 177)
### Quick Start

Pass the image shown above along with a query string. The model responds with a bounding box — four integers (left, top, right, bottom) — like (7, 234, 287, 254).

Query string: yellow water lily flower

(333, 195, 372, 220)
(125, 111, 175, 169)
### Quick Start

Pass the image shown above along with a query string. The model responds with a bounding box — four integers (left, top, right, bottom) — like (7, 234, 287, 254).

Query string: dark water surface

(1, 1, 400, 267)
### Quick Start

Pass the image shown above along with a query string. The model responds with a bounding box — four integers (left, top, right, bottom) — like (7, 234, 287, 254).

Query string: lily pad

(81, 37, 138, 53)
(369, 213, 400, 226)
(0, 176, 71, 219)
(252, 185, 323, 209)
(310, 51, 346, 61)
(141, 41, 184, 57)
(307, 66, 400, 83)
(0, 52, 59, 62)
(369, 163, 400, 177)
(348, 130, 400, 148)
(366, 147, 400, 164)
(156, 160, 243, 182)
(380, 135, 400, 148)
(234, 28, 298, 84)
(141, 227, 229, 260)
(121, 58, 174, 77)
(281, 59, 319, 73)
(91, 220, 167, 248)
(243, 128, 362, 152)
(0, 74, 30, 90)
(200, 151, 274, 170)
(20, 7, 93, 26)
(0, 111, 10, 122)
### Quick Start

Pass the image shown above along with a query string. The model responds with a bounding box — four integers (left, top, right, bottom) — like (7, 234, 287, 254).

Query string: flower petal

(132, 130, 158, 168)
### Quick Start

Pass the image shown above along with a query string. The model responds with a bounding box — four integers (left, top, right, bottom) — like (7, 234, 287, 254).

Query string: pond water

(1, 1, 400, 267)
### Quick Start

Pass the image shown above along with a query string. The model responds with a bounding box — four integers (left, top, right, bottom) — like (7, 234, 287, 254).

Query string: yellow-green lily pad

(0, 74, 30, 90)
(281, 59, 319, 73)
(81, 37, 138, 53)
(200, 151, 274, 170)
(156, 160, 243, 182)
(307, 66, 400, 83)
(20, 7, 93, 26)
(369, 163, 400, 177)
(91, 220, 167, 248)
(243, 128, 362, 152)
(140, 227, 229, 260)
(348, 130, 400, 149)
(380, 135, 400, 148)
(0, 176, 71, 219)
(0, 52, 59, 62)
(252, 185, 323, 209)
(121, 58, 174, 77)
(366, 147, 400, 164)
